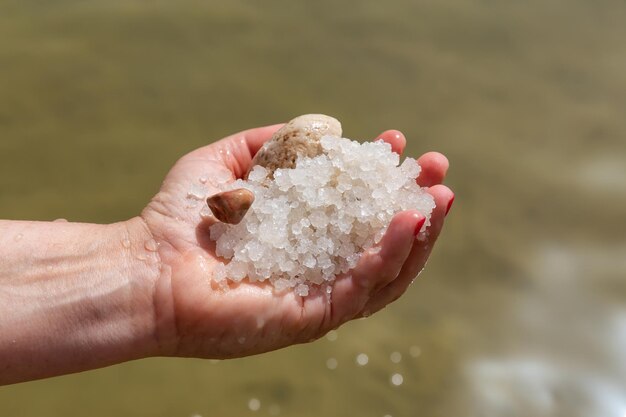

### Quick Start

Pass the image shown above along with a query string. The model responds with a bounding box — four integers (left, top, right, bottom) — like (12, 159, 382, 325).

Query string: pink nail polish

(445, 194, 455, 216)
(414, 216, 426, 236)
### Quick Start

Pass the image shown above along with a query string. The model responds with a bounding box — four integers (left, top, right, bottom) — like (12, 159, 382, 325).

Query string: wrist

(118, 216, 164, 359)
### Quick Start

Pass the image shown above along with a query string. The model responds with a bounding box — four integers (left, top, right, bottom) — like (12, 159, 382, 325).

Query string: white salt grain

(209, 135, 435, 292)
(294, 283, 309, 297)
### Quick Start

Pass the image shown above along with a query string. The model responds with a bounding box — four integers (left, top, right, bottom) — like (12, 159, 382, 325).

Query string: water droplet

(409, 345, 421, 358)
(326, 330, 338, 342)
(53, 218, 68, 222)
(356, 353, 369, 366)
(326, 358, 338, 370)
(390, 373, 403, 386)
(200, 205, 214, 220)
(256, 317, 266, 329)
(185, 200, 199, 209)
(248, 398, 261, 411)
(213, 170, 232, 184)
(14, 233, 23, 242)
(390, 351, 402, 363)
(121, 238, 131, 248)
(144, 239, 158, 252)
(187, 184, 207, 200)
(362, 310, 371, 318)
(199, 176, 208, 184)
(136, 254, 147, 261)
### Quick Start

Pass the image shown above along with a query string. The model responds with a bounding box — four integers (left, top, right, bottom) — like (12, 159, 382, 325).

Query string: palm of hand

(141, 124, 453, 359)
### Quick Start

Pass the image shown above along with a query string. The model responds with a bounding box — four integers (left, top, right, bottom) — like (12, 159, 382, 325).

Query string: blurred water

(1, 1, 625, 416)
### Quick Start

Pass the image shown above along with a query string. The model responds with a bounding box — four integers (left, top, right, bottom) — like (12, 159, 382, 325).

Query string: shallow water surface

(1, 1, 625, 416)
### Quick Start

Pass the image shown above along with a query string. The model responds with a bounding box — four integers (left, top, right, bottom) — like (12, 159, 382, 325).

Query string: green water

(1, 1, 626, 415)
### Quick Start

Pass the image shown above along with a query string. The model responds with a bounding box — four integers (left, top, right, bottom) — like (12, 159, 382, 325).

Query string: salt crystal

(295, 284, 309, 297)
(208, 136, 435, 293)
(248, 165, 268, 182)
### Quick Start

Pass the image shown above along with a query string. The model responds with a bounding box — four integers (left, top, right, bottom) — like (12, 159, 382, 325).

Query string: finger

(186, 123, 285, 178)
(416, 152, 449, 187)
(375, 130, 406, 155)
(358, 185, 454, 316)
(326, 210, 424, 327)
(237, 123, 286, 157)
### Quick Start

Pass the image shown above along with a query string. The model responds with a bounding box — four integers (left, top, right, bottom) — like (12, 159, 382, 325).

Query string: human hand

(139, 124, 453, 359)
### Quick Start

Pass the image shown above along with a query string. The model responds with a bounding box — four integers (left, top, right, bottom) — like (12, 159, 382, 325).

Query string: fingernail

(445, 194, 455, 216)
(414, 216, 426, 236)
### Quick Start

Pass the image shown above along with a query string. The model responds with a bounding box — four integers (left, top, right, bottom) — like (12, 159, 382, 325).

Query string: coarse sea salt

(208, 135, 435, 292)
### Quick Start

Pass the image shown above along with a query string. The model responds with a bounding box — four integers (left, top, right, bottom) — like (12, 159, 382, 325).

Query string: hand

(140, 124, 454, 359)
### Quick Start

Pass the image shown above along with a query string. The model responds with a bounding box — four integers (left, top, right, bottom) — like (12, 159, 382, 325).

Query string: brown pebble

(207, 188, 255, 224)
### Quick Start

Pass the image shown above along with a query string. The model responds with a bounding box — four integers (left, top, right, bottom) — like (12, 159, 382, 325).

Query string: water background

(1, 1, 625, 416)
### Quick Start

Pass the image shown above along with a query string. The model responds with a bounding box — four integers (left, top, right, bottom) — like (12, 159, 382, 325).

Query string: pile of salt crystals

(209, 135, 435, 296)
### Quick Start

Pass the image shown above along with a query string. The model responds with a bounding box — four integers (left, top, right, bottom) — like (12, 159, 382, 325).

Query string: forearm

(0, 217, 159, 385)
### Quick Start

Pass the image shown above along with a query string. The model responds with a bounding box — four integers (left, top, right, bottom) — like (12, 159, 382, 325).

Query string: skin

(0, 124, 453, 385)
